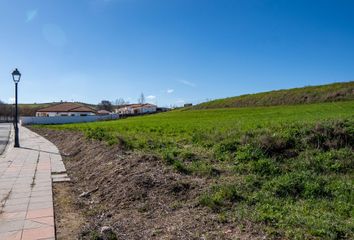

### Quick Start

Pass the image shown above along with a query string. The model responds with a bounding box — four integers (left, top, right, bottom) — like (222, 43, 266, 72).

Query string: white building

(116, 103, 157, 115)
(36, 102, 97, 117)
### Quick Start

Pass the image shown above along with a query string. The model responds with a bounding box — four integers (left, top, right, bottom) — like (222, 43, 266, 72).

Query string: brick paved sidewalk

(0, 126, 67, 240)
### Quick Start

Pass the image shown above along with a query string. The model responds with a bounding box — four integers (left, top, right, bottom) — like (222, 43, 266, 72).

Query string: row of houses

(115, 103, 157, 115)
(35, 102, 159, 117)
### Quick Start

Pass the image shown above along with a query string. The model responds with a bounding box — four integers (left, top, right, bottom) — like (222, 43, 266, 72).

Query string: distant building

(184, 103, 193, 107)
(97, 109, 112, 115)
(36, 102, 97, 117)
(156, 107, 170, 112)
(116, 103, 157, 115)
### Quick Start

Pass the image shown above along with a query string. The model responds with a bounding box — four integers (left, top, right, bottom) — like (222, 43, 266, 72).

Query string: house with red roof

(36, 102, 97, 117)
(116, 103, 157, 115)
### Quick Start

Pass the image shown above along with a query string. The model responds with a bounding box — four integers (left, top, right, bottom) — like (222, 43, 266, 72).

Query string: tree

(98, 100, 113, 111)
(19, 106, 42, 116)
(115, 98, 126, 107)
(138, 93, 145, 104)
(0, 101, 13, 120)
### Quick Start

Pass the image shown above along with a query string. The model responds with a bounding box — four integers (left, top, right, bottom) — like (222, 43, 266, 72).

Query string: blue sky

(0, 0, 354, 107)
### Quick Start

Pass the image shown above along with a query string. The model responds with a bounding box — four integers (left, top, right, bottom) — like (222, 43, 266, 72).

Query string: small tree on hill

(98, 100, 113, 111)
(115, 98, 127, 107)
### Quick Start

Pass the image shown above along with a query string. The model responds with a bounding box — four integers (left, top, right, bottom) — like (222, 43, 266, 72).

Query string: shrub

(180, 150, 198, 161)
(172, 160, 190, 174)
(256, 133, 291, 157)
(235, 144, 265, 162)
(305, 120, 354, 150)
(294, 148, 354, 174)
(254, 201, 284, 226)
(188, 161, 220, 176)
(84, 127, 118, 146)
(250, 158, 279, 176)
(266, 172, 332, 199)
(214, 139, 239, 161)
(200, 185, 244, 211)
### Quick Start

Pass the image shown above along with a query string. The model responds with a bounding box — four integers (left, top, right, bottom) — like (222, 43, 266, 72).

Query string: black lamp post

(12, 68, 21, 148)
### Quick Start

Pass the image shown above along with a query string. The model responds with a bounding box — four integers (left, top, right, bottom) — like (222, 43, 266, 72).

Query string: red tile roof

(121, 103, 157, 108)
(97, 110, 111, 114)
(37, 102, 97, 113)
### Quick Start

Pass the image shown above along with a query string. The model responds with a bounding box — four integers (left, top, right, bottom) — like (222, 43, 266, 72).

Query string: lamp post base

(14, 125, 20, 148)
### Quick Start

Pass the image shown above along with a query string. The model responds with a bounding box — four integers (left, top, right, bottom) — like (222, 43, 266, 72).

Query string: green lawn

(49, 101, 353, 147)
(39, 101, 354, 239)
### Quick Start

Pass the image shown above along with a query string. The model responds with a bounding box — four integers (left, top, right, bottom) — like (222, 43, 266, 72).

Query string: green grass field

(49, 101, 354, 148)
(39, 100, 354, 239)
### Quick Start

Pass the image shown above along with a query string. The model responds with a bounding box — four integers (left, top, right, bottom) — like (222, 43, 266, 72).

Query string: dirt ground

(33, 128, 262, 240)
(53, 182, 85, 239)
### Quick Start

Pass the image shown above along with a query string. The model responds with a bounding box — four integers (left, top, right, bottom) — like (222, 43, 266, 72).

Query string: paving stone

(9, 192, 31, 199)
(23, 220, 46, 230)
(0, 220, 24, 233)
(51, 173, 68, 178)
(0, 211, 27, 221)
(3, 204, 29, 213)
(26, 207, 53, 219)
(29, 196, 52, 204)
(0, 230, 22, 240)
(52, 177, 71, 183)
(30, 190, 52, 197)
(4, 198, 30, 206)
(21, 226, 55, 240)
(28, 201, 53, 210)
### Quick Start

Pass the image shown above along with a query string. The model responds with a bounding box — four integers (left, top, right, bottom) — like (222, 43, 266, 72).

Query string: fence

(0, 116, 14, 123)
(20, 114, 119, 125)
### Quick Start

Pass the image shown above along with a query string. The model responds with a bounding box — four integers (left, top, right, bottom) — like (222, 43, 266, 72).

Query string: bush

(172, 160, 190, 174)
(305, 120, 354, 150)
(235, 144, 265, 162)
(295, 148, 354, 174)
(266, 172, 332, 199)
(188, 161, 220, 176)
(257, 133, 292, 157)
(250, 158, 279, 176)
(84, 127, 118, 145)
(199, 185, 244, 211)
(161, 148, 180, 165)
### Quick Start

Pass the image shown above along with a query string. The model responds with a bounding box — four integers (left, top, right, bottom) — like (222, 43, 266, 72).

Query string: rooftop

(37, 102, 97, 113)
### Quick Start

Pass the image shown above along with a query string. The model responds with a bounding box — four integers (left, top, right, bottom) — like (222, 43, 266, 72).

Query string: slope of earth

(194, 81, 354, 109)
(34, 100, 354, 239)
(32, 128, 261, 240)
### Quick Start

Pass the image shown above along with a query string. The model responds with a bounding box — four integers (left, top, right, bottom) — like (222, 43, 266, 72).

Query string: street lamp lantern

(12, 68, 21, 148)
(12, 68, 21, 83)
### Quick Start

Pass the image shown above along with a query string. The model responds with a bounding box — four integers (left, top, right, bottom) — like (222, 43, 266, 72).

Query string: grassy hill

(36, 100, 354, 239)
(194, 81, 354, 109)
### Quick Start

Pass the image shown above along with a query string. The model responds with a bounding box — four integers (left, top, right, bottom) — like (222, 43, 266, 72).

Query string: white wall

(117, 106, 157, 114)
(21, 114, 119, 125)
(36, 112, 96, 117)
(141, 106, 157, 113)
